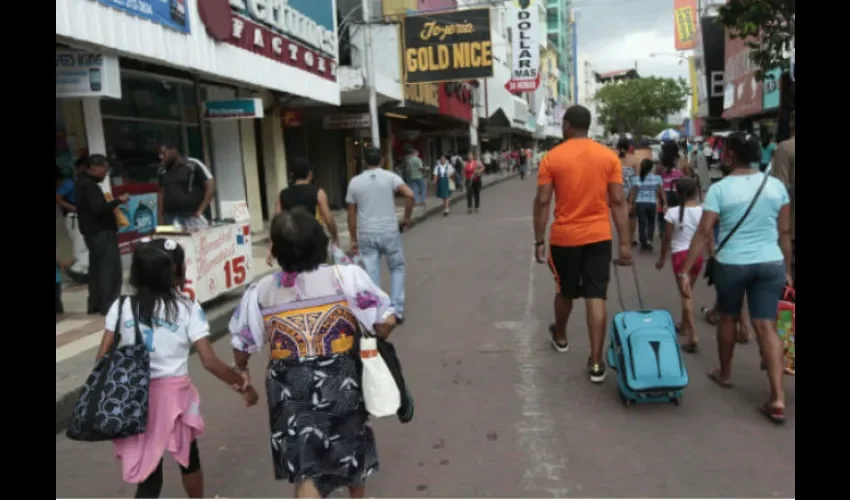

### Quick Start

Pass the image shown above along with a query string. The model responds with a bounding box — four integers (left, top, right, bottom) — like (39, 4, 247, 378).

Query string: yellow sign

(673, 0, 697, 51)
(404, 83, 439, 108)
(687, 56, 699, 117)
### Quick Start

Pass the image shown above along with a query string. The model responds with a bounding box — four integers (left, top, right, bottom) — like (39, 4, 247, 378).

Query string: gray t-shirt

(345, 168, 405, 234)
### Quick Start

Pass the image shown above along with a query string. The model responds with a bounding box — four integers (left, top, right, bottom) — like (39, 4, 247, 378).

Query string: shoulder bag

(704, 173, 771, 285)
(332, 266, 411, 421)
(66, 296, 151, 442)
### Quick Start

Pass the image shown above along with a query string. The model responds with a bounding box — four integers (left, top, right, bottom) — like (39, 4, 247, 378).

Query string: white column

(362, 0, 380, 148)
(207, 87, 246, 204)
(238, 119, 265, 233)
(81, 97, 110, 193)
(262, 105, 288, 217)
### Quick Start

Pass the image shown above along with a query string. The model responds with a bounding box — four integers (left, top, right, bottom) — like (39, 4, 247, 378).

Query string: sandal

(707, 368, 733, 388)
(681, 342, 699, 354)
(758, 403, 786, 425)
(700, 307, 719, 326)
(548, 324, 569, 353)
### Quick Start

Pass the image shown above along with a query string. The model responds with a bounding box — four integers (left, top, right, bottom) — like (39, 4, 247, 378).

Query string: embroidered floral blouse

(229, 264, 395, 356)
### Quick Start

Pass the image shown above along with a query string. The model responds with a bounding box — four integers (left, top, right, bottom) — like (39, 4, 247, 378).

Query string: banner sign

(506, 0, 540, 92)
(89, 0, 191, 34)
(673, 0, 698, 51)
(402, 8, 493, 84)
(56, 50, 122, 99)
(111, 183, 159, 255)
(203, 98, 264, 120)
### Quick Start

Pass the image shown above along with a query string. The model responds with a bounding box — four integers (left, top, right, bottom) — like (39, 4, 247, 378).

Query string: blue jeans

(713, 260, 785, 320)
(359, 231, 406, 318)
(410, 178, 426, 205)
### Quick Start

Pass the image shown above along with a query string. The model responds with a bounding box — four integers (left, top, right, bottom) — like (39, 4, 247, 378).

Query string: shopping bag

(360, 336, 401, 418)
(777, 287, 795, 376)
(448, 178, 456, 192)
(66, 297, 151, 441)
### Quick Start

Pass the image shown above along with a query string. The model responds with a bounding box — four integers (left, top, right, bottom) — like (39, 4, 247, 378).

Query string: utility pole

(361, 0, 381, 149)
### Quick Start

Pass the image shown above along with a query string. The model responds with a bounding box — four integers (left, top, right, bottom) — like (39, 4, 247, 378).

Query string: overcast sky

(576, 0, 692, 81)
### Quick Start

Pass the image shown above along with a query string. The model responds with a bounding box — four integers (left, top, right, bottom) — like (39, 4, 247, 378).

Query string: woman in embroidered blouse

(229, 208, 398, 499)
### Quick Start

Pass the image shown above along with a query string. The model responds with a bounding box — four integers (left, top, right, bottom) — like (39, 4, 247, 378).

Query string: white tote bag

(360, 336, 401, 418)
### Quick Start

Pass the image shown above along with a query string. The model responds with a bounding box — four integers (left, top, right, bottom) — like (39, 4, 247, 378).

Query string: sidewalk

(55, 172, 518, 432)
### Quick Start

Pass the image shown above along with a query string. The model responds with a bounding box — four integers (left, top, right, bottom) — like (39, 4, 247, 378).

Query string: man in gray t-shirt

(346, 147, 415, 322)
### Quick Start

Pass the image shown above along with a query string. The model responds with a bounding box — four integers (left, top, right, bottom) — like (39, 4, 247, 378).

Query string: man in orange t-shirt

(533, 105, 633, 384)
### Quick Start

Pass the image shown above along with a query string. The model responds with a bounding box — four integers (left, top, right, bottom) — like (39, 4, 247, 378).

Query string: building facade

(546, 0, 575, 103)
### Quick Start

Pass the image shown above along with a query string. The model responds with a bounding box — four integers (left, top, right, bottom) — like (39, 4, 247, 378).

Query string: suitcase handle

(612, 261, 644, 311)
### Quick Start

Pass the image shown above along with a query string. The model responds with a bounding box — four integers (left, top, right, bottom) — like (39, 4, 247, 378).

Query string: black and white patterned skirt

(266, 354, 378, 498)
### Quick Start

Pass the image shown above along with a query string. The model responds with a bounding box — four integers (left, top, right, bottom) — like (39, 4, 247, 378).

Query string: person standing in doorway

(347, 147, 415, 323)
(75, 154, 129, 315)
(464, 152, 484, 213)
(56, 158, 89, 284)
(405, 149, 427, 206)
(533, 105, 633, 384)
(157, 142, 215, 228)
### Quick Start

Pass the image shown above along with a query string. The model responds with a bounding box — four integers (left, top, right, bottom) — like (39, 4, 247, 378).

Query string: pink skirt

(113, 375, 205, 483)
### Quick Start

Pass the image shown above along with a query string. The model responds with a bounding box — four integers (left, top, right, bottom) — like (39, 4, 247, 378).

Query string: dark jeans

(657, 211, 667, 239)
(713, 260, 785, 320)
(466, 178, 481, 209)
(635, 202, 656, 246)
(85, 231, 122, 315)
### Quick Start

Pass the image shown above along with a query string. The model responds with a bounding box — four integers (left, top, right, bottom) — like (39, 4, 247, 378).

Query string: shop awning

(485, 108, 511, 127)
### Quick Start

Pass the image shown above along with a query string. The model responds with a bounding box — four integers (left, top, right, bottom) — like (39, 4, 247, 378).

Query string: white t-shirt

(433, 163, 455, 178)
(664, 205, 704, 253)
(482, 152, 493, 164)
(105, 297, 211, 379)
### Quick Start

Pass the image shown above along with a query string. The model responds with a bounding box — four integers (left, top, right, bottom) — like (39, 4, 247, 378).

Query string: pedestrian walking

(99, 239, 257, 498)
(464, 152, 484, 213)
(771, 112, 795, 284)
(533, 105, 633, 384)
(268, 158, 340, 266)
(56, 158, 90, 283)
(760, 132, 777, 172)
(679, 132, 793, 424)
(655, 178, 704, 353)
(433, 155, 456, 216)
(657, 141, 684, 239)
(628, 159, 665, 252)
(616, 139, 638, 247)
(75, 154, 129, 315)
(229, 210, 399, 499)
(482, 149, 494, 174)
(157, 143, 215, 228)
(405, 149, 427, 206)
(346, 146, 414, 323)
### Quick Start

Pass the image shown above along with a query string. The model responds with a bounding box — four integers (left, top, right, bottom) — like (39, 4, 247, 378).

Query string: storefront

(56, 0, 340, 301)
(56, 0, 341, 232)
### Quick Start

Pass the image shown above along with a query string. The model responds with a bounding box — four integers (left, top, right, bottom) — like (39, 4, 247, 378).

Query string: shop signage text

(56, 50, 122, 99)
(402, 9, 493, 84)
(762, 68, 781, 111)
(199, 0, 338, 82)
(323, 114, 371, 130)
(88, 0, 191, 33)
(203, 98, 265, 120)
(404, 83, 439, 109)
(673, 0, 697, 51)
(723, 35, 762, 119)
(507, 0, 540, 92)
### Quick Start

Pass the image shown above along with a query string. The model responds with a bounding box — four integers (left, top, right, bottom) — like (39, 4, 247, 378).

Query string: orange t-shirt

(538, 138, 622, 247)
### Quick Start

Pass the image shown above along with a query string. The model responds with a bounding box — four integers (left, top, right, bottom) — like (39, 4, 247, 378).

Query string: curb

(55, 172, 519, 434)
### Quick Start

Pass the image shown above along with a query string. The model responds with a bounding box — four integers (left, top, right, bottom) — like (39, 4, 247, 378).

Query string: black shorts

(548, 240, 613, 299)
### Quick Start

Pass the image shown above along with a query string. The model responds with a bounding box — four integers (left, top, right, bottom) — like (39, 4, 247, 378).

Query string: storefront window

(104, 119, 182, 186)
(101, 76, 181, 121)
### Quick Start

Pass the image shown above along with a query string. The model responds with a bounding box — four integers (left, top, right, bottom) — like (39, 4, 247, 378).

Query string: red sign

(282, 109, 303, 127)
(722, 35, 762, 119)
(505, 74, 540, 93)
(438, 82, 473, 123)
(198, 0, 337, 82)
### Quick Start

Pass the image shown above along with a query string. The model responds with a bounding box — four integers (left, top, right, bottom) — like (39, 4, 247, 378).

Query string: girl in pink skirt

(94, 239, 258, 498)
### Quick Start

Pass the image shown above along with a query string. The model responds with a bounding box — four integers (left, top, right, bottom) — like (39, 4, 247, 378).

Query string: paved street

(55, 177, 795, 498)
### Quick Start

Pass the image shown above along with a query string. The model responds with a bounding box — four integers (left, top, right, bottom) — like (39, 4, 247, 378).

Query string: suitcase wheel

(620, 394, 634, 407)
(671, 397, 680, 406)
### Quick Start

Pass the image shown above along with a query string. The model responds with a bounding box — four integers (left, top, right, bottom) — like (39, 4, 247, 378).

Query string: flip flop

(700, 307, 719, 326)
(548, 324, 569, 353)
(707, 369, 733, 388)
(758, 403, 786, 425)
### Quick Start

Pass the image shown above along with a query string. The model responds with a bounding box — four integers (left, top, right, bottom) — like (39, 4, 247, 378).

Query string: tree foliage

(717, 0, 795, 81)
(592, 77, 690, 137)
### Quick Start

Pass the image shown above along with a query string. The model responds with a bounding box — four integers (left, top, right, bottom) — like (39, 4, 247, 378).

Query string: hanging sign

(505, 0, 540, 92)
(402, 9, 494, 84)
(203, 98, 264, 120)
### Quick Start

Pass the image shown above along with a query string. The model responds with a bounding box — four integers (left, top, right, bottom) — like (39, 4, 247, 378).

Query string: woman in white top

(433, 155, 456, 216)
(95, 239, 258, 498)
(655, 178, 705, 353)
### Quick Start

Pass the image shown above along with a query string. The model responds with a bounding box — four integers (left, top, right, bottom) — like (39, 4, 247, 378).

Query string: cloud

(583, 29, 690, 81)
